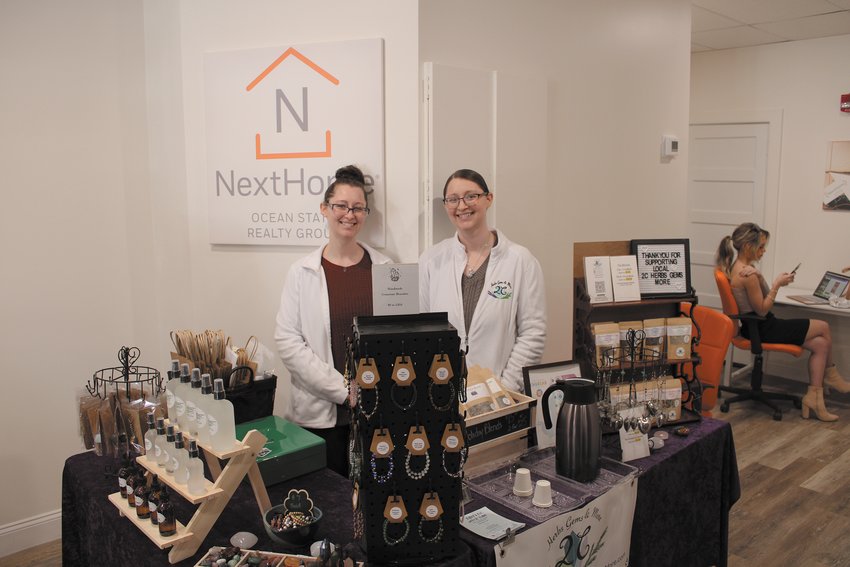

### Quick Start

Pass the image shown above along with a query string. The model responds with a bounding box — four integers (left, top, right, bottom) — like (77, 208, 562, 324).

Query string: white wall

(420, 0, 693, 364)
(2, 0, 697, 555)
(0, 0, 419, 556)
(691, 35, 850, 380)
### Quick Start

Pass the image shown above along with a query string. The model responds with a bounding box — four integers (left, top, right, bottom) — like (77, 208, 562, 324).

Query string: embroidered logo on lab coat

(487, 281, 513, 300)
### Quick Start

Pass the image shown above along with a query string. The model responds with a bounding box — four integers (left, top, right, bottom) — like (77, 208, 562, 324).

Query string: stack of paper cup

(512, 468, 534, 497)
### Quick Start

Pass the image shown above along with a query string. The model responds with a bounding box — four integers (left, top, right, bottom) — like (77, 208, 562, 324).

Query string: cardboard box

(235, 416, 325, 486)
(465, 390, 535, 473)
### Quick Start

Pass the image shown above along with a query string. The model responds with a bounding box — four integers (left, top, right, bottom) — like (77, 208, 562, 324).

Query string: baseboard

(0, 509, 61, 558)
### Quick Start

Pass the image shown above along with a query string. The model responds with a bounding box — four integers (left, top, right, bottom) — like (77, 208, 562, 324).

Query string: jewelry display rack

(349, 313, 467, 566)
(87, 346, 163, 401)
(107, 424, 270, 563)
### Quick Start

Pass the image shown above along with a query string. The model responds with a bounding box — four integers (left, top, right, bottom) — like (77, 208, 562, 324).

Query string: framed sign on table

(630, 239, 692, 298)
(522, 360, 583, 448)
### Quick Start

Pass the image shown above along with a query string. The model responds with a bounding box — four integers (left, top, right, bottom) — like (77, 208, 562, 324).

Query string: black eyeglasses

(442, 193, 486, 207)
(328, 203, 370, 216)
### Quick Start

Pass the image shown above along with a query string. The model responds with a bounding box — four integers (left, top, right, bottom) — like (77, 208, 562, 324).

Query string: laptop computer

(787, 271, 850, 305)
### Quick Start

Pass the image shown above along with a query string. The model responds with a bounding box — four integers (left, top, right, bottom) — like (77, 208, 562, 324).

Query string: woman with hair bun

(716, 222, 849, 421)
(275, 165, 392, 475)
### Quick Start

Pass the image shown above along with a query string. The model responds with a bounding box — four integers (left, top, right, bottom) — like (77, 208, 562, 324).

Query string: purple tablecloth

(460, 416, 740, 567)
(62, 453, 474, 566)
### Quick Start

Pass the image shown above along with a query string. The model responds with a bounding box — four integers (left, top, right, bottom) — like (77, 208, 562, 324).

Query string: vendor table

(459, 416, 740, 567)
(62, 417, 737, 567)
(62, 454, 474, 566)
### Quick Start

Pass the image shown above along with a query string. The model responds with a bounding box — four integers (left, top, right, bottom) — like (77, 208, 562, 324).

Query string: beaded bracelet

(441, 446, 468, 478)
(427, 381, 456, 412)
(370, 452, 394, 484)
(382, 518, 410, 546)
(357, 387, 380, 420)
(390, 382, 418, 411)
(418, 516, 444, 544)
(404, 451, 431, 480)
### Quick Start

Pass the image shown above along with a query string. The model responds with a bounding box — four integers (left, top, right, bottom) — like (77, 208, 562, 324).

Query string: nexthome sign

(204, 39, 385, 246)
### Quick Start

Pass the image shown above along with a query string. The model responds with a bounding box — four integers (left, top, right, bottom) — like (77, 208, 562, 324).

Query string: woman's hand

(843, 266, 850, 273)
(739, 265, 759, 278)
(773, 272, 795, 288)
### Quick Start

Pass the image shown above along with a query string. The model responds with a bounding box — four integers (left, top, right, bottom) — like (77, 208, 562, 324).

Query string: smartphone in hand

(791, 262, 801, 274)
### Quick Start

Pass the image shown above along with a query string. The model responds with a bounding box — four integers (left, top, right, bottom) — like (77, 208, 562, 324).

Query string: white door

(687, 122, 773, 308)
(422, 63, 496, 250)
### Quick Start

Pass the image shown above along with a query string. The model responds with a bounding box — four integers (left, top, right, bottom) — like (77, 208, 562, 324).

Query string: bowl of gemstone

(263, 504, 322, 547)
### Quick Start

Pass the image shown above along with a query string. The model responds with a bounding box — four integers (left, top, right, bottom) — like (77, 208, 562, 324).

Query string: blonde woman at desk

(716, 222, 850, 422)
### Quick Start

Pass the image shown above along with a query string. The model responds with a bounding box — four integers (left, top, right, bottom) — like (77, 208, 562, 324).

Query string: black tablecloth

(62, 453, 474, 566)
(459, 417, 740, 567)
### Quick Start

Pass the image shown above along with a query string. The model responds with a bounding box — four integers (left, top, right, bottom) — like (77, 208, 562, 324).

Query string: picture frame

(629, 238, 693, 298)
(522, 360, 583, 449)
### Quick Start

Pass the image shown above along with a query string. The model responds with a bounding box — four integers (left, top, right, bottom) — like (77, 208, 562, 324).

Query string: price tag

(356, 357, 380, 389)
(441, 423, 465, 453)
(428, 354, 453, 384)
(370, 428, 394, 457)
(384, 495, 408, 523)
(405, 425, 430, 456)
(419, 491, 444, 520)
(392, 355, 416, 386)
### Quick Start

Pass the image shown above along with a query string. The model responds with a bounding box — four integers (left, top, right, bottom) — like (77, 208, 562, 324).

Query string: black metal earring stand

(86, 346, 163, 401)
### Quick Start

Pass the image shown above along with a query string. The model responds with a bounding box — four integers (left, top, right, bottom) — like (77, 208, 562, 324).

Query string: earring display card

(352, 313, 465, 565)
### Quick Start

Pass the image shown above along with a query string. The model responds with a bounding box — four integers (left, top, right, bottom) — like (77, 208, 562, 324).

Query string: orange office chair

(714, 268, 803, 420)
(680, 302, 734, 416)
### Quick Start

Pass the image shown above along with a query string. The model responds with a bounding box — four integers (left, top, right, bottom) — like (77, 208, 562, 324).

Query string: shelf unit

(573, 240, 704, 414)
(108, 428, 269, 564)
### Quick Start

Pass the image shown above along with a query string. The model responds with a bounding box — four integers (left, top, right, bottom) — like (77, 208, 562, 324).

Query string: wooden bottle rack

(108, 428, 270, 564)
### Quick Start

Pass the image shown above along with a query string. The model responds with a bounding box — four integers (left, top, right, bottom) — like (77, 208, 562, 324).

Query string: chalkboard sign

(630, 239, 692, 298)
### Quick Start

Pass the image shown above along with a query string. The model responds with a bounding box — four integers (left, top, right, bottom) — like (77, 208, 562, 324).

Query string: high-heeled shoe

(801, 386, 838, 422)
(824, 366, 850, 394)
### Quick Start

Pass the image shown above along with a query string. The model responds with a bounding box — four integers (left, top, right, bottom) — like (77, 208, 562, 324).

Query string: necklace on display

(465, 235, 492, 277)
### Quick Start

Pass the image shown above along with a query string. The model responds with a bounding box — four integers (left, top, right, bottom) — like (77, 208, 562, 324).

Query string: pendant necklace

(465, 235, 492, 277)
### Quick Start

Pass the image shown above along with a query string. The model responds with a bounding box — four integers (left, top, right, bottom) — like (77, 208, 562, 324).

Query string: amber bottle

(117, 455, 133, 498)
(147, 474, 164, 525)
(134, 475, 151, 519)
(157, 488, 177, 537)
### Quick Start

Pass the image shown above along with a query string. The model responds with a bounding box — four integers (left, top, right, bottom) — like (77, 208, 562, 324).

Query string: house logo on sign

(245, 48, 339, 160)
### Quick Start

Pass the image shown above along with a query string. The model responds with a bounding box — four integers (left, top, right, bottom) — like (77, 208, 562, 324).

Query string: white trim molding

(0, 509, 61, 558)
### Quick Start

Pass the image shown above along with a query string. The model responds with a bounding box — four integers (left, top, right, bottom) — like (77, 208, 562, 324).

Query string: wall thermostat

(662, 135, 679, 158)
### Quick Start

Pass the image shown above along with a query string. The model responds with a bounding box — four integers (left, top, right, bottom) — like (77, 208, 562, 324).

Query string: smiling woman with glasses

(419, 168, 547, 392)
(275, 165, 393, 476)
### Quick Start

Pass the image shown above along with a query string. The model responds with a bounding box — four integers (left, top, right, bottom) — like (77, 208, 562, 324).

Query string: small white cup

(512, 467, 534, 497)
(532, 480, 553, 508)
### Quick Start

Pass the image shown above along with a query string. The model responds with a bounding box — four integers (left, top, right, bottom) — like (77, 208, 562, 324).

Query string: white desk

(776, 287, 850, 317)
(765, 288, 850, 381)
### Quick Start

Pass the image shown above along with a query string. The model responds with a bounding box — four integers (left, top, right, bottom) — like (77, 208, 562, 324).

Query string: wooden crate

(465, 390, 535, 474)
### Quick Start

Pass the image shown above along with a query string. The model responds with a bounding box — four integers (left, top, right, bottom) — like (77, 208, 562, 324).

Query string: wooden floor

(4, 375, 850, 566)
(710, 374, 850, 567)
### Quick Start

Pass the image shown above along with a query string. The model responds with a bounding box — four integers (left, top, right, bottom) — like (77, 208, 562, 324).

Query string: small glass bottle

(164, 425, 178, 474)
(134, 476, 151, 519)
(143, 412, 158, 457)
(194, 374, 213, 447)
(185, 368, 202, 436)
(165, 360, 180, 424)
(117, 454, 133, 498)
(208, 378, 237, 453)
(154, 418, 169, 467)
(174, 363, 192, 431)
(126, 465, 141, 508)
(186, 440, 206, 495)
(172, 432, 190, 484)
(157, 488, 177, 537)
(147, 474, 164, 525)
